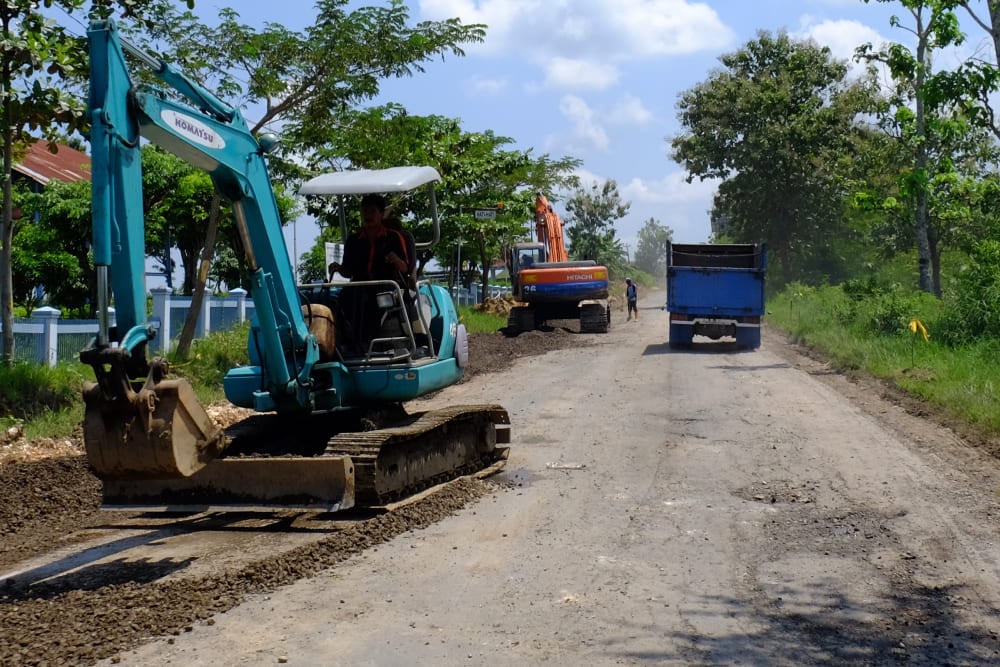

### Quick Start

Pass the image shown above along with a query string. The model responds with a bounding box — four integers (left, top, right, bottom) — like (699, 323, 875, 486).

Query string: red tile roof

(14, 141, 91, 185)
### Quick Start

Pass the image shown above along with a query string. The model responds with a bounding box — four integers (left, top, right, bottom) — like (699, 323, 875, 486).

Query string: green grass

(0, 323, 250, 439)
(0, 361, 91, 439)
(167, 322, 251, 406)
(21, 402, 86, 440)
(769, 283, 1000, 434)
(458, 305, 507, 333)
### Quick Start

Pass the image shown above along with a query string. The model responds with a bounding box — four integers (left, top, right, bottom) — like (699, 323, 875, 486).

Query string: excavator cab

(297, 167, 443, 363)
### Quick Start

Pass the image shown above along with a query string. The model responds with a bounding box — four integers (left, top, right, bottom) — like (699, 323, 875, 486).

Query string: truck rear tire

(669, 322, 693, 348)
(736, 327, 761, 350)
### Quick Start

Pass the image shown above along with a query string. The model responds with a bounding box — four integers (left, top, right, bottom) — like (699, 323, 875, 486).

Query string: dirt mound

(467, 328, 589, 378)
(478, 295, 515, 317)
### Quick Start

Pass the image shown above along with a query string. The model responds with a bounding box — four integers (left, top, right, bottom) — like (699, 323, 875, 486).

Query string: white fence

(451, 283, 512, 307)
(1, 287, 255, 367)
(3, 282, 511, 367)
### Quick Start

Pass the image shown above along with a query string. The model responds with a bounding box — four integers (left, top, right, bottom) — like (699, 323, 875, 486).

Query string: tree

(563, 179, 630, 274)
(913, 1, 1000, 142)
(671, 31, 878, 286)
(303, 103, 581, 303)
(634, 218, 673, 277)
(134, 0, 485, 357)
(12, 179, 93, 315)
(0, 0, 180, 363)
(857, 1, 970, 293)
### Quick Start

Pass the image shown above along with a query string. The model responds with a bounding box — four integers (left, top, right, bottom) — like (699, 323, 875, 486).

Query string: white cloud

(618, 172, 720, 243)
(547, 93, 652, 152)
(553, 168, 716, 244)
(418, 0, 736, 63)
(794, 18, 888, 79)
(544, 57, 619, 90)
(559, 95, 610, 150)
(608, 94, 653, 125)
(612, 0, 735, 56)
(620, 171, 719, 206)
(467, 75, 507, 95)
(568, 167, 607, 193)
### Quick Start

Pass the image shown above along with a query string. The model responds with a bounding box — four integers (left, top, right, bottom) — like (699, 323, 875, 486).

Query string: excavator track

(99, 404, 510, 512)
(326, 404, 511, 506)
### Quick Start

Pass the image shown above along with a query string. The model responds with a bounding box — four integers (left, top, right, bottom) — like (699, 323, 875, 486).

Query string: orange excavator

(506, 193, 611, 333)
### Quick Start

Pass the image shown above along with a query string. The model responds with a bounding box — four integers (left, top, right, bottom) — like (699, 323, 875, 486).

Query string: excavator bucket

(83, 377, 226, 480)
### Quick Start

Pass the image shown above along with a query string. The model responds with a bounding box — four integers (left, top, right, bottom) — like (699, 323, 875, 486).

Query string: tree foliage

(139, 1, 485, 150)
(301, 103, 581, 302)
(1, 0, 184, 363)
(857, 1, 968, 293)
(563, 179, 630, 275)
(634, 218, 673, 277)
(671, 31, 878, 286)
(12, 179, 93, 315)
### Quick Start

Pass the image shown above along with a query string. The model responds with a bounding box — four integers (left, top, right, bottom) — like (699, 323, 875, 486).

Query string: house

(13, 140, 91, 188)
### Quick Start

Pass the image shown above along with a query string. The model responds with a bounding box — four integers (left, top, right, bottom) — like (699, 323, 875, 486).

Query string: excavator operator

(329, 194, 409, 284)
(328, 194, 416, 353)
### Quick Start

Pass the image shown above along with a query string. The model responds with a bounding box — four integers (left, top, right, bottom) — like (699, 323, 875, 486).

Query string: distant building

(12, 141, 92, 303)
(13, 140, 91, 188)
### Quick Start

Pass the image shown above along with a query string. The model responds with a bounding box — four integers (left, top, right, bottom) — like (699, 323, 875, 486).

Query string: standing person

(625, 277, 638, 321)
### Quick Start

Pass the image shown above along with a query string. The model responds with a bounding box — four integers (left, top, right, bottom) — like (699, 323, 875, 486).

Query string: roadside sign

(325, 242, 348, 282)
(324, 242, 343, 267)
(474, 208, 497, 220)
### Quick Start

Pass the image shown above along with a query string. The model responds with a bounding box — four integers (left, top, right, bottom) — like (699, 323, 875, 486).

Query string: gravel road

(4, 288, 1000, 666)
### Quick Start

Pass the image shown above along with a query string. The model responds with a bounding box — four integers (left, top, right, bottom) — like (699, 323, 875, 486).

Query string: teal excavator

(79, 19, 509, 512)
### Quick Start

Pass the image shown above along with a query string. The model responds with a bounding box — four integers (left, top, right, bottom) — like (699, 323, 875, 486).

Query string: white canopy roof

(298, 166, 441, 196)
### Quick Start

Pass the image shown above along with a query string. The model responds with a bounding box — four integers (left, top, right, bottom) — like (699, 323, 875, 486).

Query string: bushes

(839, 277, 942, 337)
(169, 321, 251, 388)
(0, 362, 85, 421)
(935, 240, 1000, 345)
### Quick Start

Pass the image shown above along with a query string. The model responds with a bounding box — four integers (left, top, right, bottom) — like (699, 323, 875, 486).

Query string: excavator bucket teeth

(83, 378, 225, 480)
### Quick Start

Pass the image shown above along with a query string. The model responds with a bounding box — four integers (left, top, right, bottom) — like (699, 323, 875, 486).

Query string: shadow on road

(643, 339, 772, 356)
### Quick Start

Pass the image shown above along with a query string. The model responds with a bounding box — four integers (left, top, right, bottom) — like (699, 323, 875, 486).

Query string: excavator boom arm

(87, 19, 314, 389)
(534, 194, 568, 263)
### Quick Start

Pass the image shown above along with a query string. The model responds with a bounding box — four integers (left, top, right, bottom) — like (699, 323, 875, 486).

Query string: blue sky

(177, 1, 990, 275)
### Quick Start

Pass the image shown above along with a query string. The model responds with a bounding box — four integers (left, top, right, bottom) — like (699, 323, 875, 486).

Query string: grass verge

(458, 305, 507, 333)
(769, 284, 1000, 435)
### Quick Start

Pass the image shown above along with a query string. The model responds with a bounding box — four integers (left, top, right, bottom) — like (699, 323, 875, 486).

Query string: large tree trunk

(929, 231, 942, 298)
(914, 11, 934, 294)
(1, 46, 13, 365)
(175, 196, 221, 360)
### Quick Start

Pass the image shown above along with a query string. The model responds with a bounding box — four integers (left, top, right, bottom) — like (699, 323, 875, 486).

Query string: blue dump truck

(666, 242, 767, 349)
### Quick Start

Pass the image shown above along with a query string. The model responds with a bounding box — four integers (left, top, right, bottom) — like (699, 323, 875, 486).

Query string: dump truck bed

(667, 243, 766, 317)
